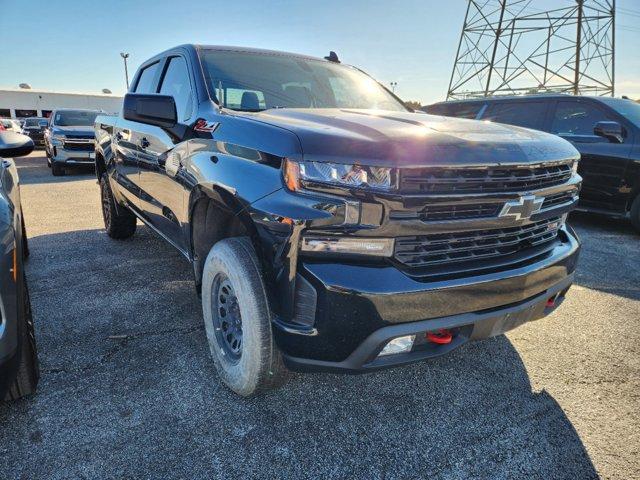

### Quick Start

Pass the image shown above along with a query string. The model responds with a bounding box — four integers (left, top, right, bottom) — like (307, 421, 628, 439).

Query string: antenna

(324, 51, 340, 63)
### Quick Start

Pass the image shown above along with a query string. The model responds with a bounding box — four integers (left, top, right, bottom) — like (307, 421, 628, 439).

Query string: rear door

(135, 54, 195, 253)
(113, 60, 162, 209)
(548, 98, 633, 214)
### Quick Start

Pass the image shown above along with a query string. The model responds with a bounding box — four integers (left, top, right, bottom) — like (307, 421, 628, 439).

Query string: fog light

(301, 237, 394, 256)
(378, 335, 415, 356)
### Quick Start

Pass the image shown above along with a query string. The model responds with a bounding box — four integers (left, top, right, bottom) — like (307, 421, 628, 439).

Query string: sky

(1, 0, 639, 105)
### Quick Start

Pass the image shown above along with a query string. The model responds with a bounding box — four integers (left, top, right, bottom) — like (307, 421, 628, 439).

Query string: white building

(0, 88, 123, 119)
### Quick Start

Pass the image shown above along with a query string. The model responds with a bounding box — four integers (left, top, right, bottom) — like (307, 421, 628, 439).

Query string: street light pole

(120, 52, 130, 90)
(390, 81, 398, 93)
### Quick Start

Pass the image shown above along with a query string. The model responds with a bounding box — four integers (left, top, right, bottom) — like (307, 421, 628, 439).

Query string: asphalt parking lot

(1, 151, 639, 479)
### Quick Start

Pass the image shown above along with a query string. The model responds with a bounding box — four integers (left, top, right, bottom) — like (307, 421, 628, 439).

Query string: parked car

(0, 119, 23, 134)
(424, 95, 640, 232)
(0, 131, 39, 401)
(21, 117, 49, 147)
(44, 109, 100, 176)
(95, 44, 581, 396)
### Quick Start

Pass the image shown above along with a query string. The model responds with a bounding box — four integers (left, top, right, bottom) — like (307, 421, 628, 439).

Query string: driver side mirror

(0, 131, 34, 157)
(594, 121, 624, 143)
(123, 93, 177, 129)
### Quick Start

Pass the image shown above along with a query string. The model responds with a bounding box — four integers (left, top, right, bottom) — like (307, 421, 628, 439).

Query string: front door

(135, 55, 195, 254)
(549, 99, 633, 214)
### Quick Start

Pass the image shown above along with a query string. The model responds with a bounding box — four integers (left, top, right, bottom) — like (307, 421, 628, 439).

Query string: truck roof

(166, 43, 330, 63)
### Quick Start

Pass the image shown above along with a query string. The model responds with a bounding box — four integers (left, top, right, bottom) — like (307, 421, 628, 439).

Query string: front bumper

(276, 226, 580, 373)
(50, 145, 95, 164)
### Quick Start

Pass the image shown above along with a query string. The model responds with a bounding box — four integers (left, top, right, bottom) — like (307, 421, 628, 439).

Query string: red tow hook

(426, 329, 453, 345)
(546, 296, 557, 308)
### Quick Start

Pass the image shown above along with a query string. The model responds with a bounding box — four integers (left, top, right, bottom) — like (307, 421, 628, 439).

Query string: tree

(404, 101, 423, 111)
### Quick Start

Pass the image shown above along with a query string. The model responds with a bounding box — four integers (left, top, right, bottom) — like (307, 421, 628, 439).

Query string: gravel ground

(1, 152, 638, 480)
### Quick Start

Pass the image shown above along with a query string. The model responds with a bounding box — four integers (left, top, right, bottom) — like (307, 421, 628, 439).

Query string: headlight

(284, 159, 392, 192)
(51, 135, 64, 145)
(301, 236, 394, 257)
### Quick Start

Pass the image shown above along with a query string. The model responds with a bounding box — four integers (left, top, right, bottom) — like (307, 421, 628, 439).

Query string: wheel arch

(188, 185, 267, 292)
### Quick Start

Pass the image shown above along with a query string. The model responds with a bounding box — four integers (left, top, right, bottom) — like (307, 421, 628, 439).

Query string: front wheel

(99, 175, 137, 239)
(202, 237, 288, 397)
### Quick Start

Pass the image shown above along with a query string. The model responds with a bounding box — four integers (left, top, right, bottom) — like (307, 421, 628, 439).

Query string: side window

(448, 103, 483, 119)
(134, 62, 159, 94)
(159, 56, 193, 121)
(484, 102, 547, 130)
(424, 103, 482, 119)
(550, 101, 607, 136)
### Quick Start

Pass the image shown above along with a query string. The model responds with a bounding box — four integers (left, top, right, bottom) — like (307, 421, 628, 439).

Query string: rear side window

(483, 102, 547, 130)
(425, 102, 482, 119)
(159, 56, 193, 121)
(551, 101, 608, 136)
(134, 62, 159, 93)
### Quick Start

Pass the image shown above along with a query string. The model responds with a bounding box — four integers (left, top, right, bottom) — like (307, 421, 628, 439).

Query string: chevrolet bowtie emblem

(499, 195, 544, 221)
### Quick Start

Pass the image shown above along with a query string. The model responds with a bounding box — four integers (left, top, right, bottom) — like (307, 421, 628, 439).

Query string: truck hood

(52, 126, 95, 136)
(246, 109, 578, 167)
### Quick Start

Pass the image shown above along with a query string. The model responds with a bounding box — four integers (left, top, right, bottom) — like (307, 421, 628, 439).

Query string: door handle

(140, 138, 150, 149)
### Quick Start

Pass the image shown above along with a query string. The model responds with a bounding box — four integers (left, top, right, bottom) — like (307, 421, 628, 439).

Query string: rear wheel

(4, 275, 40, 401)
(630, 195, 640, 233)
(100, 175, 137, 239)
(202, 237, 288, 397)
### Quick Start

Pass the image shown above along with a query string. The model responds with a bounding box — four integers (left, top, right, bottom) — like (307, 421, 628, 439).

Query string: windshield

(599, 97, 640, 127)
(25, 118, 46, 127)
(199, 50, 406, 112)
(53, 110, 99, 127)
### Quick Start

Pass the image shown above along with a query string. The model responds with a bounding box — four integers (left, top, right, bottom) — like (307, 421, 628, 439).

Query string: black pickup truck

(95, 45, 581, 396)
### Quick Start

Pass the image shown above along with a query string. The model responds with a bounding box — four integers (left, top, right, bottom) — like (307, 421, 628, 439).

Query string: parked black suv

(95, 45, 581, 396)
(424, 95, 640, 231)
(21, 117, 48, 147)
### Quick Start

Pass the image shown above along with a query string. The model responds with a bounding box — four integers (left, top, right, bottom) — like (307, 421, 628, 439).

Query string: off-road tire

(4, 275, 40, 401)
(202, 237, 288, 397)
(630, 195, 640, 233)
(51, 163, 64, 176)
(100, 175, 137, 239)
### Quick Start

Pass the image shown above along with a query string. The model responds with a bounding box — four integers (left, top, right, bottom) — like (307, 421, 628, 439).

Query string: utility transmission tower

(447, 0, 615, 99)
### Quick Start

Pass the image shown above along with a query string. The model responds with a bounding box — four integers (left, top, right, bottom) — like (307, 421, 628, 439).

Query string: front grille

(65, 134, 94, 139)
(399, 162, 573, 194)
(394, 216, 562, 269)
(419, 202, 500, 221)
(542, 190, 577, 210)
(63, 140, 94, 152)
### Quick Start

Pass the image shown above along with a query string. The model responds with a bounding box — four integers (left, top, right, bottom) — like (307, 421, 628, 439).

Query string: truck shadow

(568, 211, 640, 301)
(14, 153, 94, 185)
(0, 225, 598, 479)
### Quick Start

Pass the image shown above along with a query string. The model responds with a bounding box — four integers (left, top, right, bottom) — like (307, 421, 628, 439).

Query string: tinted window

(0, 108, 10, 118)
(424, 102, 482, 119)
(159, 57, 193, 121)
(135, 62, 159, 93)
(551, 101, 607, 136)
(484, 102, 546, 129)
(598, 97, 640, 127)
